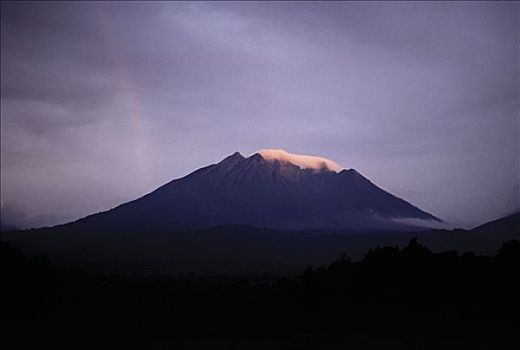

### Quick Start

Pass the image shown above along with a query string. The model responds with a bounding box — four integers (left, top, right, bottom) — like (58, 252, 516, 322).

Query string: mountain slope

(471, 212, 520, 233)
(5, 212, 518, 276)
(66, 151, 440, 231)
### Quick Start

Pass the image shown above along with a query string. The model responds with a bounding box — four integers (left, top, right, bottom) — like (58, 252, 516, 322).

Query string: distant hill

(63, 150, 440, 232)
(3, 213, 518, 276)
(0, 223, 18, 232)
(471, 212, 520, 235)
(413, 212, 520, 256)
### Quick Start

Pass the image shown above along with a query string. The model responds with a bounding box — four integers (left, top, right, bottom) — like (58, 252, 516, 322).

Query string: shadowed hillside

(3, 213, 518, 275)
(2, 238, 519, 349)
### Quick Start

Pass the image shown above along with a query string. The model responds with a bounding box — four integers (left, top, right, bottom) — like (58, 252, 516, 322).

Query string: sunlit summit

(257, 149, 343, 173)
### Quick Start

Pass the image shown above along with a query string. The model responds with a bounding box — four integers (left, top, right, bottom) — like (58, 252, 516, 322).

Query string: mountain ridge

(62, 150, 440, 232)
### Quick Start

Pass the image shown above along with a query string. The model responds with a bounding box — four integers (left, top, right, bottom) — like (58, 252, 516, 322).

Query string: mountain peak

(220, 151, 244, 161)
(255, 149, 343, 173)
(218, 152, 245, 168)
(340, 168, 361, 176)
(69, 150, 440, 231)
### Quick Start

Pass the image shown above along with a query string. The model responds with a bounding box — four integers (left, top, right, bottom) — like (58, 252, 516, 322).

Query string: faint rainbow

(95, 4, 153, 192)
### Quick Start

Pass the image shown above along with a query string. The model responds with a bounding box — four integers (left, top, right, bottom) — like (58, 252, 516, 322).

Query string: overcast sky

(1, 1, 519, 229)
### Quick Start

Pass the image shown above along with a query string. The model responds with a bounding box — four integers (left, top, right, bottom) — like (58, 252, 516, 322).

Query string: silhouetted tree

(496, 239, 520, 264)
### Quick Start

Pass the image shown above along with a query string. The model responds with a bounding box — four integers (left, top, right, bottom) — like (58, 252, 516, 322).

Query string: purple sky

(1, 1, 518, 229)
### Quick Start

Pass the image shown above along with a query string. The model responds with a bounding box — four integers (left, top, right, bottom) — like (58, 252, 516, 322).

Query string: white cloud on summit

(257, 149, 343, 172)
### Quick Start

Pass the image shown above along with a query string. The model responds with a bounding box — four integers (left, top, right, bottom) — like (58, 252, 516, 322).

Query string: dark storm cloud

(1, 1, 518, 228)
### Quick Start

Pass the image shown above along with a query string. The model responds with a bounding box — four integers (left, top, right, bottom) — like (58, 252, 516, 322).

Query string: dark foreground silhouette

(3, 212, 517, 276)
(2, 238, 519, 349)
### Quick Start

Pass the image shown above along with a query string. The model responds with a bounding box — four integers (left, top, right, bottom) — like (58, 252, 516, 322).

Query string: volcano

(66, 150, 440, 232)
